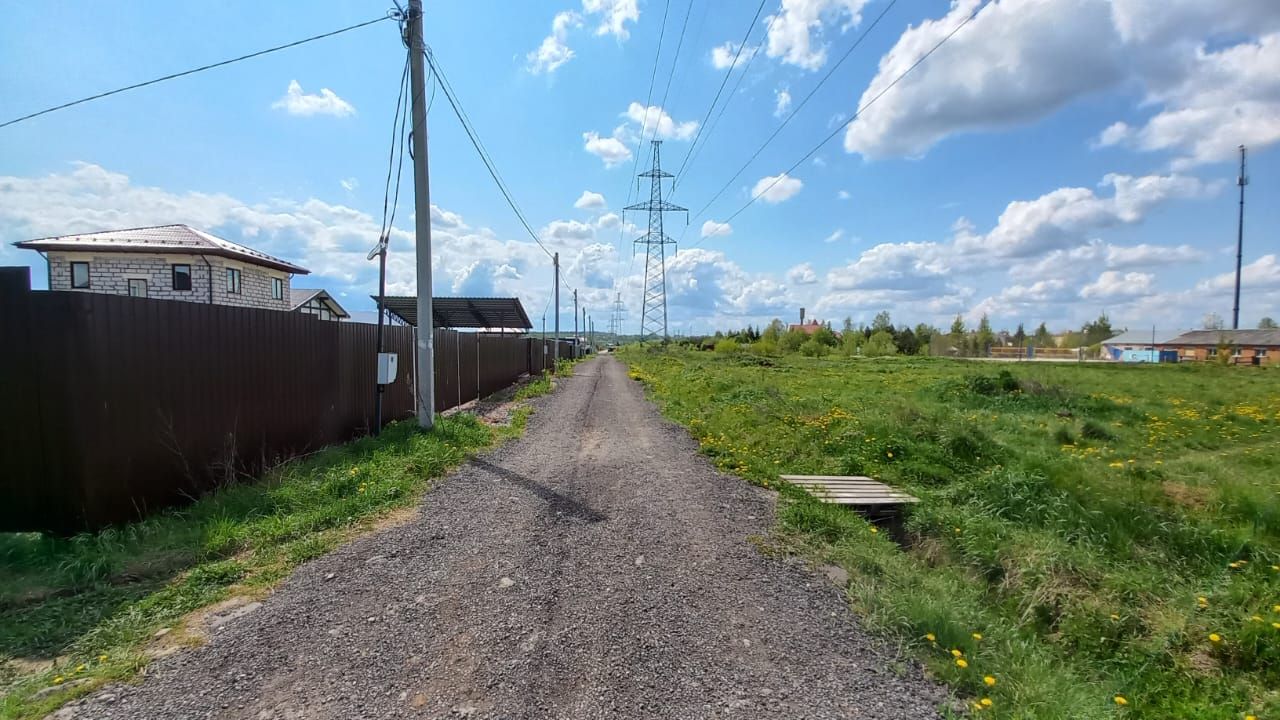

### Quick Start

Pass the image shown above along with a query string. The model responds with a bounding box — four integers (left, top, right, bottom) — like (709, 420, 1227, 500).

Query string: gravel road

(59, 355, 945, 719)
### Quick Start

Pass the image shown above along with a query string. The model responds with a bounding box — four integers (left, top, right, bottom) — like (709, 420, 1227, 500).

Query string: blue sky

(2, 0, 1278, 335)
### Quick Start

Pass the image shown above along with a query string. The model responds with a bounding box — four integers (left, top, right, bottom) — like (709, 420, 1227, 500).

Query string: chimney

(800, 307, 806, 326)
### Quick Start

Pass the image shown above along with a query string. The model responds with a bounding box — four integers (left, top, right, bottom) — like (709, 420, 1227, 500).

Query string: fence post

(476, 332, 481, 402)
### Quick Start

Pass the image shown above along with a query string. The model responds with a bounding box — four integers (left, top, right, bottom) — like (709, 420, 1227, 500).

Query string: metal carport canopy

(374, 296, 533, 330)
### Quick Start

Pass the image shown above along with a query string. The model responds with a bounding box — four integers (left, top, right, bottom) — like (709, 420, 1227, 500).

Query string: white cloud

(774, 87, 793, 117)
(1197, 255, 1280, 292)
(787, 263, 818, 285)
(700, 220, 733, 238)
(956, 173, 1212, 258)
(823, 229, 845, 243)
(836, 190, 851, 200)
(623, 103, 698, 141)
(571, 242, 618, 288)
(711, 42, 758, 69)
(1080, 270, 1155, 299)
(752, 173, 804, 204)
(827, 241, 952, 293)
(541, 218, 597, 242)
(582, 131, 632, 167)
(583, 0, 640, 40)
(766, 0, 870, 70)
(574, 190, 607, 210)
(271, 80, 356, 118)
(844, 0, 1280, 164)
(340, 178, 358, 192)
(527, 11, 581, 75)
(595, 212, 622, 229)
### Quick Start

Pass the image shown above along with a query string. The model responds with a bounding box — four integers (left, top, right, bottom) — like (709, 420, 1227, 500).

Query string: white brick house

(14, 225, 309, 310)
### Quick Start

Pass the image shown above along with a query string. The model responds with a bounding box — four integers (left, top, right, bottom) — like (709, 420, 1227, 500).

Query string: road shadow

(469, 458, 607, 524)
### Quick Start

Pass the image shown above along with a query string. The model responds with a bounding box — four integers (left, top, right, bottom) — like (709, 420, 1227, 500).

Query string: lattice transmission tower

(624, 140, 686, 342)
(609, 292, 626, 338)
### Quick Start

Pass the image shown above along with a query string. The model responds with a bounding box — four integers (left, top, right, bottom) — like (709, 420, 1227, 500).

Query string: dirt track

(59, 355, 944, 719)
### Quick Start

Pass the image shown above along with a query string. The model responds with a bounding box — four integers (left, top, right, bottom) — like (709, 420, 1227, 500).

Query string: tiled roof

(13, 224, 309, 274)
(1165, 329, 1280, 346)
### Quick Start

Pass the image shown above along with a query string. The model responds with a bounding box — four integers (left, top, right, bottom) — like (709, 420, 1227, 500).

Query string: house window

(226, 268, 241, 294)
(1208, 348, 1218, 357)
(1233, 347, 1243, 357)
(70, 261, 90, 289)
(172, 264, 192, 291)
(127, 279, 148, 298)
(1258, 348, 1268, 358)
(271, 277, 283, 300)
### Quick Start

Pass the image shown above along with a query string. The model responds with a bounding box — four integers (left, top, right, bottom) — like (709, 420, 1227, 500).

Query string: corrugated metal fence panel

(2, 287, 419, 532)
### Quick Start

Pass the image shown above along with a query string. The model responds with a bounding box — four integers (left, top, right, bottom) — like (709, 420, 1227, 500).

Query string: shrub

(799, 338, 830, 357)
(1080, 419, 1115, 441)
(863, 330, 898, 357)
(713, 338, 740, 354)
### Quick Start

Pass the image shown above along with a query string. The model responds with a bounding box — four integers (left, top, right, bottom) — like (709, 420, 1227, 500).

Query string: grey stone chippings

(55, 356, 947, 719)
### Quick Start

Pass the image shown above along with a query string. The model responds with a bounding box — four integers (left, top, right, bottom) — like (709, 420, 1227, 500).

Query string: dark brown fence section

(0, 270, 572, 533)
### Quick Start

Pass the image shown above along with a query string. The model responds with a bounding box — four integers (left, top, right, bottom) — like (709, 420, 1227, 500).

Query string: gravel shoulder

(56, 355, 945, 719)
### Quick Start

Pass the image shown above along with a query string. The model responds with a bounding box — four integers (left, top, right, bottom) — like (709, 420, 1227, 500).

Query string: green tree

(812, 324, 839, 347)
(872, 310, 894, 333)
(1032, 322, 1053, 348)
(841, 330, 863, 356)
(1081, 312, 1115, 345)
(863, 330, 898, 357)
(976, 313, 995, 356)
(894, 327, 919, 355)
(1013, 322, 1027, 347)
(842, 316, 855, 335)
(1259, 316, 1277, 329)
(762, 318, 786, 343)
(780, 328, 807, 353)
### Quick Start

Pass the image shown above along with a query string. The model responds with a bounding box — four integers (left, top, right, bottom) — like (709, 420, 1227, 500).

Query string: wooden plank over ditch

(781, 475, 919, 509)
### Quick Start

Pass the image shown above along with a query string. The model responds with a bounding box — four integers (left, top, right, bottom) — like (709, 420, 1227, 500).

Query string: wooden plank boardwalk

(781, 475, 918, 509)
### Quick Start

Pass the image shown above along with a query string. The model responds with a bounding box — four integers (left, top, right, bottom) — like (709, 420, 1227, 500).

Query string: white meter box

(377, 353, 398, 384)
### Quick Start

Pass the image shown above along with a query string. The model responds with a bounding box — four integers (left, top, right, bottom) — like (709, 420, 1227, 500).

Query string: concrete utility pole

(553, 253, 560, 364)
(407, 0, 434, 428)
(573, 289, 579, 358)
(1233, 145, 1248, 330)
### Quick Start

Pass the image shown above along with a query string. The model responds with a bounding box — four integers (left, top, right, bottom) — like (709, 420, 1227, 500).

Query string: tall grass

(1, 416, 492, 719)
(623, 349, 1280, 719)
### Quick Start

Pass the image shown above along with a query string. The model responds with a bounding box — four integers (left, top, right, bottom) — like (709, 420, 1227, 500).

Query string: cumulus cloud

(1197, 254, 1280, 292)
(766, 0, 869, 70)
(623, 103, 698, 141)
(527, 11, 581, 75)
(752, 173, 804, 203)
(836, 190, 851, 200)
(844, 0, 1280, 165)
(574, 190, 607, 210)
(823, 229, 845, 243)
(774, 88, 793, 117)
(541, 219, 596, 242)
(583, 0, 640, 39)
(787, 263, 818, 285)
(582, 131, 632, 167)
(700, 220, 732, 238)
(955, 173, 1212, 258)
(1080, 270, 1155, 299)
(711, 42, 758, 69)
(271, 80, 355, 117)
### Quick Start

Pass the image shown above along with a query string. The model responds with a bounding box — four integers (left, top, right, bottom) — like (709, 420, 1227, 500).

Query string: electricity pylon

(624, 140, 686, 342)
(609, 292, 626, 339)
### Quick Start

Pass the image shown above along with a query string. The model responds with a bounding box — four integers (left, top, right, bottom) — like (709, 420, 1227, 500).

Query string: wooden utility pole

(407, 0, 435, 427)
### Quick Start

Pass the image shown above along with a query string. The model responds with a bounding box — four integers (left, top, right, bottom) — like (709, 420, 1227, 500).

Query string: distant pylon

(624, 140, 687, 342)
(609, 292, 626, 338)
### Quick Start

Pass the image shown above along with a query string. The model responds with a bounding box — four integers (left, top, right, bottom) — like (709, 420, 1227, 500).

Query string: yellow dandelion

(971, 632, 983, 641)
(98, 655, 108, 662)
(1251, 616, 1263, 623)
(1246, 715, 1257, 720)
(1110, 613, 1121, 621)
(1114, 695, 1128, 706)
(1273, 605, 1280, 613)
(1229, 562, 1241, 569)
(886, 451, 894, 458)
(1197, 596, 1209, 607)
(925, 633, 936, 643)
(53, 676, 65, 685)
(1271, 565, 1279, 571)
(75, 664, 85, 672)
(983, 675, 997, 687)
(1272, 622, 1280, 630)
(980, 698, 993, 708)
(1209, 633, 1222, 643)
(870, 527, 879, 534)
(956, 658, 968, 668)
(951, 648, 964, 658)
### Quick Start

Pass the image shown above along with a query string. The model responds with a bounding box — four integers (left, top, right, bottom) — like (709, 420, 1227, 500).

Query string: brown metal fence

(0, 269, 573, 533)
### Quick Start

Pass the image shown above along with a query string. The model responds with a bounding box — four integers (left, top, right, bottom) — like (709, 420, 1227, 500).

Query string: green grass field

(622, 348, 1280, 719)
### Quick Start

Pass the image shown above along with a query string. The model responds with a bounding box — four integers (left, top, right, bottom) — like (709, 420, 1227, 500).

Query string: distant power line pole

(1233, 145, 1248, 330)
(407, 0, 435, 428)
(624, 140, 686, 342)
(610, 292, 626, 338)
(573, 288, 579, 358)
(553, 253, 560, 364)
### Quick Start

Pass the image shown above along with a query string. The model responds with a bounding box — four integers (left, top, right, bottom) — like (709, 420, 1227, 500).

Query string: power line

(424, 48, 580, 301)
(686, 0, 898, 231)
(702, 5, 979, 233)
(0, 14, 394, 130)
(378, 52, 412, 242)
(676, 1, 779, 190)
(671, 0, 770, 184)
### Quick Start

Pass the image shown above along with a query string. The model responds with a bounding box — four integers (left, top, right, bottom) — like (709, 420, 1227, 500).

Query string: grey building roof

(291, 288, 350, 319)
(13, 224, 309, 274)
(1103, 329, 1191, 346)
(376, 296, 533, 330)
(1165, 329, 1280, 346)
